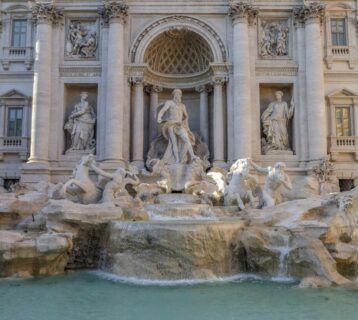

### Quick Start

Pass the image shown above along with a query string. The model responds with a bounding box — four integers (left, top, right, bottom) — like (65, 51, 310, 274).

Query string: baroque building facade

(0, 0, 357, 189)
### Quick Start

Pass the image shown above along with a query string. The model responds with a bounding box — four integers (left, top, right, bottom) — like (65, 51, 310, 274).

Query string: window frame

(6, 106, 23, 137)
(11, 18, 27, 48)
(331, 18, 347, 47)
(324, 8, 356, 69)
(335, 105, 353, 137)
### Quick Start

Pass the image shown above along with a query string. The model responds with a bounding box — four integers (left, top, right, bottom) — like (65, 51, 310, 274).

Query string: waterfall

(271, 234, 291, 281)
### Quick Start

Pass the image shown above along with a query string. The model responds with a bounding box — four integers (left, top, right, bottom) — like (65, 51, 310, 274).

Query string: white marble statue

(157, 89, 199, 165)
(261, 91, 294, 154)
(66, 22, 98, 58)
(250, 160, 292, 208)
(224, 159, 259, 210)
(276, 24, 289, 56)
(61, 154, 101, 204)
(90, 163, 140, 203)
(64, 92, 96, 152)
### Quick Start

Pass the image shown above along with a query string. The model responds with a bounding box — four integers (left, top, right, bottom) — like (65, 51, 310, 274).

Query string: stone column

(229, 2, 257, 160)
(0, 101, 5, 138)
(294, 16, 308, 164)
(147, 85, 162, 143)
(131, 77, 145, 168)
(212, 76, 227, 166)
(353, 98, 358, 136)
(196, 85, 211, 144)
(295, 3, 327, 161)
(100, 1, 128, 164)
(28, 4, 62, 165)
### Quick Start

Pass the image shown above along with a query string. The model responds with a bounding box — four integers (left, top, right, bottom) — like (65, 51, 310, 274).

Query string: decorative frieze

(255, 66, 298, 77)
(259, 20, 289, 57)
(59, 67, 102, 77)
(229, 1, 258, 24)
(98, 1, 128, 25)
(32, 3, 63, 25)
(293, 2, 325, 25)
(65, 19, 99, 59)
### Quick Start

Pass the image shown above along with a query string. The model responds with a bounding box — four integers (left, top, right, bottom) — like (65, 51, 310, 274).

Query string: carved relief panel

(258, 19, 290, 58)
(65, 18, 99, 60)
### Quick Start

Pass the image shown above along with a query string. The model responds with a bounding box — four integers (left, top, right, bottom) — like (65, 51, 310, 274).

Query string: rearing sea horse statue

(61, 154, 101, 204)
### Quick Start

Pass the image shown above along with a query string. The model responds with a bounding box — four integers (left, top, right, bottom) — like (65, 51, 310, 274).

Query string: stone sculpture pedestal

(167, 163, 205, 191)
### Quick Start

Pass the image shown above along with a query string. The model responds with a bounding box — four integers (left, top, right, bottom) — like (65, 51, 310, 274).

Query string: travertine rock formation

(0, 231, 72, 278)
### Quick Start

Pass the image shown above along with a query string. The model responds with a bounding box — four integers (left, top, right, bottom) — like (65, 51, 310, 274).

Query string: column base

(101, 159, 127, 170)
(21, 161, 51, 184)
(212, 161, 228, 169)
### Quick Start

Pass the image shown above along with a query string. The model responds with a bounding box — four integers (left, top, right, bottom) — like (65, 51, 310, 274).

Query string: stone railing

(0, 137, 29, 160)
(1, 47, 34, 70)
(330, 136, 358, 161)
(332, 46, 350, 55)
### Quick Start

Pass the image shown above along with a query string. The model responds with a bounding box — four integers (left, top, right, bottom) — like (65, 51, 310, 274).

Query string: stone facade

(0, 0, 358, 188)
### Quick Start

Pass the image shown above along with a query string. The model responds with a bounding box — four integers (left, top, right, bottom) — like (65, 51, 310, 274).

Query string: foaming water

(91, 270, 295, 286)
(270, 275, 296, 283)
(147, 211, 218, 221)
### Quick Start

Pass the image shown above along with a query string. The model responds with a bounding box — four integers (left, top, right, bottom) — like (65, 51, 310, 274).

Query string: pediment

(4, 5, 29, 13)
(0, 89, 30, 100)
(327, 89, 358, 99)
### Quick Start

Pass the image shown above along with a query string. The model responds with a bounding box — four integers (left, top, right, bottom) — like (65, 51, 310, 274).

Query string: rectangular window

(12, 19, 27, 47)
(7, 107, 23, 137)
(335, 106, 352, 136)
(331, 19, 347, 46)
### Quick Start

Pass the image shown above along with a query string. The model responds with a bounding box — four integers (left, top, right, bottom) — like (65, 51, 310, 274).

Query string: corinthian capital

(32, 3, 63, 25)
(99, 0, 128, 25)
(293, 2, 325, 25)
(229, 1, 258, 24)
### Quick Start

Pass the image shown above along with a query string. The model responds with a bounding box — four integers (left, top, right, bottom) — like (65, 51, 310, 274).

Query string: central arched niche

(140, 28, 217, 157)
(144, 29, 214, 76)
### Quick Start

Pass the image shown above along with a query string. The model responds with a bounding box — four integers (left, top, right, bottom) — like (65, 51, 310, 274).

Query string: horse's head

(80, 154, 95, 167)
(231, 158, 250, 176)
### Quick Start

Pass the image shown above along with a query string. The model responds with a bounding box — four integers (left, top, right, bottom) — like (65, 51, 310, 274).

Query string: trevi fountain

(1, 1, 358, 319)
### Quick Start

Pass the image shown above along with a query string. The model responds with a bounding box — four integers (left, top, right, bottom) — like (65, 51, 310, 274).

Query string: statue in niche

(66, 22, 98, 58)
(250, 160, 292, 208)
(260, 22, 289, 57)
(157, 89, 199, 165)
(261, 91, 294, 154)
(64, 92, 96, 153)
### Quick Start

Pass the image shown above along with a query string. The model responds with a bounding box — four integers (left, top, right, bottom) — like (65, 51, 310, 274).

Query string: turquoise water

(0, 272, 358, 320)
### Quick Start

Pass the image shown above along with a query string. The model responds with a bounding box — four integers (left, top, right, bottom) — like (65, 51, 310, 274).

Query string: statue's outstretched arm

(70, 106, 88, 118)
(261, 103, 273, 122)
(249, 159, 268, 174)
(90, 164, 113, 179)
